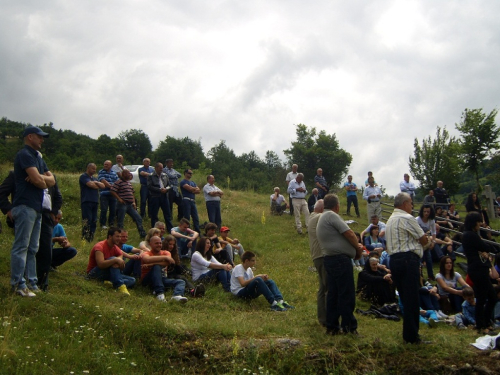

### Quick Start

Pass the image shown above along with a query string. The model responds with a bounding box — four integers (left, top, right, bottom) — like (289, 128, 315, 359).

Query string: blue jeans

(183, 199, 200, 233)
(206, 201, 221, 229)
(139, 184, 150, 218)
(51, 247, 78, 268)
(116, 202, 145, 235)
(324, 255, 357, 333)
(196, 269, 231, 292)
(177, 238, 197, 259)
(11, 205, 42, 290)
(391, 252, 421, 343)
(99, 194, 116, 227)
(82, 201, 98, 242)
(149, 195, 173, 231)
(422, 249, 434, 279)
(237, 278, 283, 304)
(141, 265, 185, 296)
(123, 258, 142, 278)
(87, 260, 136, 289)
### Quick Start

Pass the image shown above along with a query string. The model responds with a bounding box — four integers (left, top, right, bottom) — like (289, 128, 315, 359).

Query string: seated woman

(204, 223, 234, 266)
(363, 225, 386, 256)
(139, 228, 161, 251)
(191, 236, 232, 292)
(417, 205, 437, 280)
(357, 257, 395, 307)
(418, 265, 448, 319)
(436, 256, 470, 314)
(435, 206, 454, 231)
(446, 203, 461, 228)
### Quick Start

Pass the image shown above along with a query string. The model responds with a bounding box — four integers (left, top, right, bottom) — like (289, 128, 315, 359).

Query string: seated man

(141, 235, 188, 303)
(86, 227, 136, 295)
(118, 230, 143, 278)
(360, 215, 387, 239)
(270, 187, 288, 215)
(171, 218, 199, 259)
(219, 226, 245, 260)
(51, 210, 77, 271)
(307, 188, 320, 213)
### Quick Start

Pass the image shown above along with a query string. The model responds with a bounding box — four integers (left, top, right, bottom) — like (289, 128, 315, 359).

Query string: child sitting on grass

(455, 286, 476, 329)
(230, 251, 294, 311)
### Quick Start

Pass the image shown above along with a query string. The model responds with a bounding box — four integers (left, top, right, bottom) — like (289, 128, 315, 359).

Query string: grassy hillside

(1, 168, 499, 374)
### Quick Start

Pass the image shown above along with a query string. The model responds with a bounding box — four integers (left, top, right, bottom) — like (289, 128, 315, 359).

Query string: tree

(117, 129, 153, 164)
(283, 124, 352, 189)
(456, 108, 500, 192)
(153, 136, 206, 169)
(408, 126, 461, 195)
(207, 140, 240, 180)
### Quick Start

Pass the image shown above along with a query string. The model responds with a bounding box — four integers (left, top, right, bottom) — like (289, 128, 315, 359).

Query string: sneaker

(139, 231, 147, 238)
(428, 318, 438, 328)
(101, 225, 108, 230)
(17, 288, 36, 297)
(28, 285, 40, 292)
(103, 280, 113, 288)
(156, 293, 166, 302)
(190, 284, 205, 298)
(457, 323, 467, 330)
(437, 310, 449, 319)
(171, 295, 188, 304)
(270, 303, 287, 312)
(280, 301, 295, 309)
(117, 284, 130, 296)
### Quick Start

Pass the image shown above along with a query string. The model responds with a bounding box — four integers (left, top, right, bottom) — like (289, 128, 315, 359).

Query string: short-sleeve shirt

(97, 168, 118, 195)
(316, 209, 355, 258)
(385, 208, 425, 258)
(79, 173, 99, 203)
(344, 181, 357, 197)
(172, 226, 195, 243)
(270, 194, 286, 206)
(13, 145, 49, 212)
(416, 217, 436, 236)
(190, 251, 221, 281)
(111, 179, 135, 204)
(230, 264, 253, 294)
(436, 272, 462, 296)
(86, 240, 122, 273)
(203, 183, 222, 202)
(180, 179, 197, 200)
(141, 250, 171, 280)
(138, 166, 154, 185)
(52, 223, 66, 248)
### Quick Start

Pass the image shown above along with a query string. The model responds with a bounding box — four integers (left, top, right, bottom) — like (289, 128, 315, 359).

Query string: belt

(390, 251, 420, 259)
(183, 197, 195, 201)
(292, 197, 306, 200)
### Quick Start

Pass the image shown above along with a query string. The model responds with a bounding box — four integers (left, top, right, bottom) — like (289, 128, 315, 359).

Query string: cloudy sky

(1, 1, 499, 195)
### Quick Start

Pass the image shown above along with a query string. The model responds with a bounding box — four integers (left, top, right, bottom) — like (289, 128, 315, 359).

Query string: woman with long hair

(465, 192, 490, 228)
(417, 205, 436, 280)
(435, 256, 469, 314)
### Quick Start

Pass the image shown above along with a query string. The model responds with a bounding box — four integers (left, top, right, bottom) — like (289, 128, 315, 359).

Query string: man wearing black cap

(10, 126, 55, 297)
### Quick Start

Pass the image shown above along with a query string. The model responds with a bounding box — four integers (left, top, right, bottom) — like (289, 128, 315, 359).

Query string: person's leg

(449, 293, 464, 313)
(162, 278, 186, 296)
(108, 197, 117, 227)
(140, 185, 149, 218)
(159, 195, 173, 231)
(81, 202, 92, 241)
(215, 202, 221, 229)
(51, 247, 77, 268)
(115, 202, 126, 229)
(126, 204, 145, 236)
(99, 195, 109, 227)
(301, 200, 310, 229)
(191, 202, 200, 233)
(334, 256, 357, 333)
(150, 196, 160, 228)
(206, 201, 216, 225)
(314, 257, 328, 326)
(90, 202, 98, 240)
(353, 196, 360, 217)
(469, 266, 496, 330)
(324, 256, 340, 333)
(265, 279, 284, 302)
(182, 199, 191, 221)
(289, 196, 294, 215)
(374, 204, 382, 220)
(36, 212, 54, 290)
(237, 278, 274, 303)
(346, 196, 352, 215)
(174, 192, 184, 221)
(216, 269, 231, 291)
(121, 274, 136, 289)
(366, 203, 374, 222)
(141, 265, 165, 295)
(167, 189, 175, 220)
(292, 199, 302, 232)
(423, 249, 434, 279)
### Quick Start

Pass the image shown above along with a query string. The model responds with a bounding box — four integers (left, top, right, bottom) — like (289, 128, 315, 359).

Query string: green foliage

(456, 108, 500, 192)
(117, 129, 153, 164)
(408, 126, 461, 194)
(283, 124, 352, 189)
(153, 135, 207, 168)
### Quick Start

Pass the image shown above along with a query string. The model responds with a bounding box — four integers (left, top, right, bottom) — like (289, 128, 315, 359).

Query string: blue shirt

(120, 243, 135, 254)
(462, 299, 476, 325)
(180, 179, 197, 200)
(79, 173, 99, 203)
(13, 145, 49, 212)
(97, 169, 118, 195)
(52, 223, 66, 249)
(344, 181, 357, 197)
(138, 166, 154, 185)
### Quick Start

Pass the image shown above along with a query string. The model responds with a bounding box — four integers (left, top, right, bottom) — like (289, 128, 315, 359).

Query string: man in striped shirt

(111, 169, 147, 238)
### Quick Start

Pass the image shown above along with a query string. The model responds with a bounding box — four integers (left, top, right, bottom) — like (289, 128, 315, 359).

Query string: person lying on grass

(230, 251, 294, 311)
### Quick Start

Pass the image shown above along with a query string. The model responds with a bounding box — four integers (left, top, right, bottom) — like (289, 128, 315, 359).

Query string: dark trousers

(99, 194, 116, 227)
(116, 202, 145, 236)
(422, 249, 434, 279)
(168, 189, 183, 221)
(206, 201, 221, 229)
(196, 268, 231, 292)
(81, 202, 98, 242)
(346, 195, 360, 216)
(124, 258, 142, 278)
(139, 184, 150, 218)
(149, 194, 173, 231)
(391, 252, 421, 343)
(36, 212, 54, 289)
(183, 199, 200, 233)
(324, 255, 357, 333)
(236, 278, 283, 304)
(468, 264, 497, 330)
(289, 196, 294, 215)
(51, 247, 77, 268)
(141, 264, 186, 296)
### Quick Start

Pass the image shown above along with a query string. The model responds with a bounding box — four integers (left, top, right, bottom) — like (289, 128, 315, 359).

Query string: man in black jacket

(148, 162, 173, 231)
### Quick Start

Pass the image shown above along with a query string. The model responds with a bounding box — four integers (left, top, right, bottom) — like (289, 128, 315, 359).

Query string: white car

(124, 165, 142, 184)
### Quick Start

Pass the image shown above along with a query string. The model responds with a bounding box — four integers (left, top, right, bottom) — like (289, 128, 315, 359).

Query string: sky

(1, 0, 499, 195)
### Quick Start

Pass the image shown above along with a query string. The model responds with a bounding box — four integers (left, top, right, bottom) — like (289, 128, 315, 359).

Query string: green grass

(1, 167, 500, 374)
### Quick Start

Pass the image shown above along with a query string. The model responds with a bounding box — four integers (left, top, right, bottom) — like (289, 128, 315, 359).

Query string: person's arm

(0, 171, 14, 217)
(95, 251, 125, 270)
(25, 167, 50, 189)
(418, 234, 428, 247)
(111, 191, 124, 204)
(147, 175, 161, 194)
(142, 254, 174, 266)
(343, 229, 363, 260)
(209, 261, 232, 271)
(236, 273, 268, 287)
(436, 276, 462, 295)
(362, 188, 369, 200)
(121, 251, 141, 260)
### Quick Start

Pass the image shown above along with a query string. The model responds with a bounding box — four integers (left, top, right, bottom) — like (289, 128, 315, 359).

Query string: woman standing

(462, 212, 497, 335)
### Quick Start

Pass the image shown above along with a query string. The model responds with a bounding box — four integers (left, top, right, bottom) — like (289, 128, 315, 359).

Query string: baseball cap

(23, 126, 49, 138)
(220, 226, 230, 232)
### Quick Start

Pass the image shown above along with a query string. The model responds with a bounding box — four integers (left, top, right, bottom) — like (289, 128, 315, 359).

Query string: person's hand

(7, 210, 13, 221)
(224, 264, 232, 271)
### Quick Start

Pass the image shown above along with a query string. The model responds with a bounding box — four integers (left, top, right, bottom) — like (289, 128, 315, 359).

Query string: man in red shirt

(86, 227, 136, 295)
(141, 235, 188, 303)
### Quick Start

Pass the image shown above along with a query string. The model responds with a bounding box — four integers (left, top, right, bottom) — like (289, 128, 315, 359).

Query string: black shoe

(191, 284, 205, 298)
(326, 328, 341, 336)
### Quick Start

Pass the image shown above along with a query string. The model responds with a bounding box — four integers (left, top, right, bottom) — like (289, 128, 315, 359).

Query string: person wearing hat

(10, 126, 55, 297)
(219, 226, 245, 261)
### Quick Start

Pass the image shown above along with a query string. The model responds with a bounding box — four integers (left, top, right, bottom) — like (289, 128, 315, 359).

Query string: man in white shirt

(270, 187, 288, 215)
(203, 175, 223, 229)
(400, 173, 416, 202)
(287, 173, 309, 234)
(285, 164, 299, 215)
(363, 176, 383, 222)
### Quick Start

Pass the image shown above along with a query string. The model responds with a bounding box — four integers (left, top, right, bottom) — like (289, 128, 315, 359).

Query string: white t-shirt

(230, 264, 253, 295)
(191, 251, 221, 281)
(436, 272, 462, 296)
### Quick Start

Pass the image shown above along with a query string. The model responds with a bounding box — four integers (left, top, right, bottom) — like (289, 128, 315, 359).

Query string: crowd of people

(3, 126, 500, 345)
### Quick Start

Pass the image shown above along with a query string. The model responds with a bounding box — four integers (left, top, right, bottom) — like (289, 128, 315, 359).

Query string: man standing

(97, 160, 118, 230)
(163, 159, 183, 221)
(111, 169, 147, 238)
(80, 163, 104, 242)
(203, 175, 223, 229)
(180, 169, 201, 233)
(307, 188, 319, 213)
(365, 171, 377, 187)
(434, 181, 449, 209)
(147, 163, 173, 231)
(423, 190, 436, 206)
(287, 173, 309, 235)
(10, 126, 55, 297)
(386, 193, 428, 344)
(308, 199, 327, 327)
(112, 154, 127, 179)
(314, 168, 328, 199)
(344, 175, 360, 218)
(400, 173, 416, 202)
(138, 158, 154, 219)
(317, 194, 363, 335)
(285, 164, 299, 215)
(363, 176, 383, 222)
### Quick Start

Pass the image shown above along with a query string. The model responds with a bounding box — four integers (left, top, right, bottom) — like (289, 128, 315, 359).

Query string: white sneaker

(437, 310, 449, 319)
(17, 288, 36, 297)
(101, 225, 108, 230)
(156, 293, 166, 302)
(171, 295, 188, 304)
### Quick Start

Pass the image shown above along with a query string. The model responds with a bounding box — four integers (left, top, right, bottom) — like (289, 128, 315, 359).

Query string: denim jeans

(324, 254, 357, 333)
(236, 278, 283, 304)
(99, 194, 116, 227)
(206, 201, 221, 229)
(183, 199, 200, 233)
(123, 258, 142, 278)
(141, 265, 185, 296)
(177, 238, 197, 259)
(116, 202, 145, 235)
(422, 249, 434, 279)
(82, 201, 98, 242)
(196, 269, 231, 291)
(139, 184, 150, 218)
(149, 195, 173, 231)
(87, 259, 136, 289)
(51, 247, 77, 268)
(11, 205, 42, 290)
